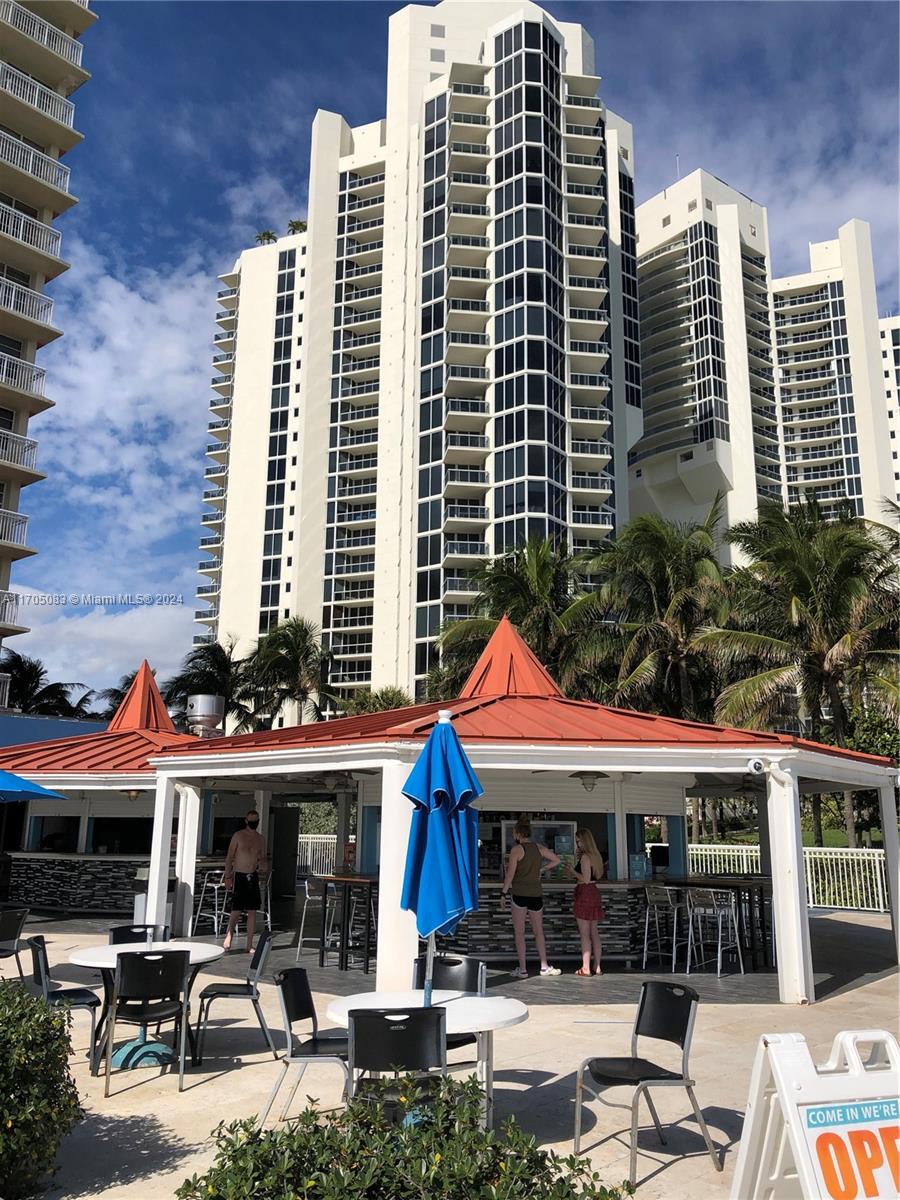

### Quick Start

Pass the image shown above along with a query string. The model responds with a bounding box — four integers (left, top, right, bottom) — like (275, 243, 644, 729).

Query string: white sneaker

(510, 966, 529, 979)
(540, 965, 561, 976)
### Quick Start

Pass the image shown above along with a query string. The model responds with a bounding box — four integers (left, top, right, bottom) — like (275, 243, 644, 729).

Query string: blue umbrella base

(111, 1029, 176, 1068)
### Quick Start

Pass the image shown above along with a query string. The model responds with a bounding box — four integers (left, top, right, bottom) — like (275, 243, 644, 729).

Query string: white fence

(686, 843, 889, 913)
(297, 833, 337, 878)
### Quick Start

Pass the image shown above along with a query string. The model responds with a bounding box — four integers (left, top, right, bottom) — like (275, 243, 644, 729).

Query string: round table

(69, 940, 224, 1070)
(326, 989, 528, 1128)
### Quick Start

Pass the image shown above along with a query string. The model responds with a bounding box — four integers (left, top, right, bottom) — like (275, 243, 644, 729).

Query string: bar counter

(443, 880, 649, 965)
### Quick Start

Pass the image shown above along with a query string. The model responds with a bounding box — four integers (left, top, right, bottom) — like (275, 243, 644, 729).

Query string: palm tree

(163, 638, 253, 731)
(579, 503, 728, 721)
(242, 617, 335, 725)
(0, 649, 90, 716)
(697, 499, 899, 845)
(342, 686, 413, 716)
(255, 230, 277, 245)
(436, 536, 589, 698)
(287, 219, 307, 235)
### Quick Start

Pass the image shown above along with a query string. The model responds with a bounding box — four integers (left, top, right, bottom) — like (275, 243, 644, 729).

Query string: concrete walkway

(6, 911, 896, 1199)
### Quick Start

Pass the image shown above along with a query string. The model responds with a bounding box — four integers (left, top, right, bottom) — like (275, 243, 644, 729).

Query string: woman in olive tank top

(500, 817, 561, 978)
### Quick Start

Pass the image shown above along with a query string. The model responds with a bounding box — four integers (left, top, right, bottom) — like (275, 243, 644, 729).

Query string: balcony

(0, 350, 49, 413)
(571, 471, 613, 494)
(0, 128, 73, 213)
(335, 532, 376, 552)
(202, 486, 226, 508)
(444, 431, 488, 464)
(773, 287, 830, 310)
(199, 533, 222, 549)
(445, 363, 488, 393)
(197, 558, 221, 576)
(336, 505, 376, 525)
(442, 575, 479, 600)
(570, 404, 611, 426)
(0, 427, 40, 483)
(444, 396, 489, 431)
(572, 506, 614, 528)
(564, 92, 602, 108)
(338, 429, 378, 449)
(445, 466, 488, 497)
(443, 503, 488, 532)
(0, 506, 33, 558)
(333, 581, 375, 602)
(333, 555, 375, 576)
(0, 1, 89, 88)
(196, 583, 219, 598)
(443, 540, 487, 564)
(194, 607, 218, 623)
(569, 306, 609, 330)
(0, 276, 60, 345)
(571, 439, 611, 461)
(330, 609, 374, 628)
(0, 61, 81, 150)
(337, 480, 377, 498)
(0, 588, 24, 634)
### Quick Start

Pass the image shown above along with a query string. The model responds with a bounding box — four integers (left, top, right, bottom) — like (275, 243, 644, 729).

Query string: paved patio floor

(6, 909, 897, 1199)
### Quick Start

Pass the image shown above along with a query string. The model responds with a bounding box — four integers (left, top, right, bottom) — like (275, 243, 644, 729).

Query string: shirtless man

(223, 809, 267, 952)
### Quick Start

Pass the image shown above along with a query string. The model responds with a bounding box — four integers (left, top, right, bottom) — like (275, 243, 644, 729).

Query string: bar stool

(642, 885, 689, 972)
(192, 869, 227, 936)
(347, 887, 377, 964)
(686, 888, 744, 977)
(295, 877, 336, 960)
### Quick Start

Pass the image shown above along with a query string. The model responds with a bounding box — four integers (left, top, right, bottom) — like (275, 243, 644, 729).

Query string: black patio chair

(108, 923, 170, 945)
(27, 935, 101, 1073)
(103, 949, 191, 1096)
(348, 1006, 446, 1113)
(195, 929, 277, 1064)
(258, 967, 349, 1124)
(573, 980, 722, 1187)
(0, 906, 28, 979)
(412, 953, 486, 1066)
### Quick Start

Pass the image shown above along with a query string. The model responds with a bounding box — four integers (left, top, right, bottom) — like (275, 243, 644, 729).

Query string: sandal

(575, 968, 591, 977)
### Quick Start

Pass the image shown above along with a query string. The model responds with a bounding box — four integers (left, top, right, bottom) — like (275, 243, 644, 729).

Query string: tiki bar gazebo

(143, 619, 898, 1004)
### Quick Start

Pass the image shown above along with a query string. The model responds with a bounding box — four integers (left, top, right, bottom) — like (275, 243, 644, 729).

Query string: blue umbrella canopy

(0, 770, 66, 803)
(401, 711, 483, 999)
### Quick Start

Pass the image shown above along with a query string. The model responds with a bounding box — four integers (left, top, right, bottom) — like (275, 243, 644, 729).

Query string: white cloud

(14, 587, 195, 692)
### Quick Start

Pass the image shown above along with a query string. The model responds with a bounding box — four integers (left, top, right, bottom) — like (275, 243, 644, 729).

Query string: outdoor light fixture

(122, 789, 144, 802)
(569, 771, 607, 793)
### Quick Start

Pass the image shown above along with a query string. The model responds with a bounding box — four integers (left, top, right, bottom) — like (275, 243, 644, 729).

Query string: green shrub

(177, 1076, 631, 1200)
(0, 981, 83, 1199)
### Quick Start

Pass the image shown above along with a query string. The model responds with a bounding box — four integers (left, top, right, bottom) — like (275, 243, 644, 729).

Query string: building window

(749, 224, 757, 236)
(621, 147, 629, 160)
(430, 23, 445, 36)
(688, 199, 697, 212)
(430, 48, 445, 62)
(705, 199, 713, 211)
(662, 215, 671, 227)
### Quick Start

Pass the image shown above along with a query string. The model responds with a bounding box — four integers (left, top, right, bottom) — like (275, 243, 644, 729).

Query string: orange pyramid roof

(107, 661, 177, 733)
(459, 616, 563, 698)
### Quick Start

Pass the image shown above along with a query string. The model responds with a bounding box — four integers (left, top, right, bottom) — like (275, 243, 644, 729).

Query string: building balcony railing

(448, 298, 489, 313)
(450, 171, 489, 187)
(348, 171, 385, 190)
(571, 439, 611, 456)
(0, 128, 70, 193)
(339, 430, 378, 447)
(565, 93, 602, 108)
(342, 355, 380, 372)
(334, 557, 375, 575)
(572, 507, 614, 526)
(0, 428, 38, 471)
(0, 506, 29, 546)
(451, 82, 488, 96)
(446, 397, 488, 416)
(446, 432, 488, 450)
(330, 610, 374, 627)
(199, 534, 222, 549)
(197, 559, 221, 575)
(567, 244, 606, 260)
(347, 193, 384, 212)
(0, 0, 85, 67)
(776, 328, 832, 348)
(773, 287, 830, 309)
(775, 307, 831, 328)
(335, 532, 376, 550)
(570, 372, 611, 388)
(565, 121, 603, 137)
(0, 589, 20, 627)
(779, 348, 833, 366)
(443, 575, 479, 595)
(337, 506, 376, 524)
(447, 331, 488, 346)
(0, 276, 54, 325)
(445, 504, 488, 521)
(784, 442, 843, 463)
(343, 307, 382, 326)
(444, 540, 487, 557)
(569, 306, 609, 323)
(567, 213, 604, 228)
(446, 467, 488, 484)
(569, 340, 610, 355)
(566, 182, 604, 198)
(446, 364, 488, 380)
(337, 481, 377, 497)
(783, 423, 841, 443)
(0, 61, 76, 128)
(339, 403, 379, 424)
(638, 239, 689, 268)
(572, 472, 613, 491)
(333, 582, 375, 600)
(0, 350, 45, 396)
(570, 405, 611, 423)
(451, 111, 490, 126)
(782, 403, 840, 424)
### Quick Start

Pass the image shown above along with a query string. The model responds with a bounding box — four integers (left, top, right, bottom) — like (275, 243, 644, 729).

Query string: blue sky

(15, 0, 899, 691)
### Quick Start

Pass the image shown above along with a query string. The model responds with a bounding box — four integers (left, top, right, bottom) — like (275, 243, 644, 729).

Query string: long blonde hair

(576, 828, 604, 880)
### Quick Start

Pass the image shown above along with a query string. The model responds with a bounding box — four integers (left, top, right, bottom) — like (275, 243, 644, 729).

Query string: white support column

(757, 791, 772, 876)
(766, 765, 815, 1004)
(613, 780, 628, 880)
(375, 759, 420, 990)
(336, 790, 352, 869)
(173, 784, 202, 937)
(146, 775, 176, 927)
(254, 789, 271, 850)
(878, 782, 899, 961)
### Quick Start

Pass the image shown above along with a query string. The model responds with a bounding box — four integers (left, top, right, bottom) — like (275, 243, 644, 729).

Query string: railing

(0, 0, 84, 68)
(0, 350, 45, 396)
(0, 671, 9, 708)
(685, 844, 889, 912)
(297, 834, 338, 876)
(0, 507, 29, 546)
(0, 199, 62, 263)
(0, 61, 76, 127)
(0, 428, 38, 471)
(0, 590, 20, 627)
(0, 276, 53, 325)
(0, 128, 71, 194)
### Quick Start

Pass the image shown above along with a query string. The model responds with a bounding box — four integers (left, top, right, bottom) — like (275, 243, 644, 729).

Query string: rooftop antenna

(675, 153, 681, 180)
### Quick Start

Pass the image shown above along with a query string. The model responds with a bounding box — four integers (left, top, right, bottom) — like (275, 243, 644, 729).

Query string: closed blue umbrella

(0, 770, 66, 803)
(401, 709, 483, 1005)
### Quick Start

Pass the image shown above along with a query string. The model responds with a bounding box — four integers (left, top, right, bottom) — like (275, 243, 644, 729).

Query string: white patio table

(326, 988, 528, 1128)
(69, 939, 224, 1070)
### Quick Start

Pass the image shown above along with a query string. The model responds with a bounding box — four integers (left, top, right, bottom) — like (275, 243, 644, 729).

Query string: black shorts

(511, 894, 543, 913)
(231, 871, 261, 913)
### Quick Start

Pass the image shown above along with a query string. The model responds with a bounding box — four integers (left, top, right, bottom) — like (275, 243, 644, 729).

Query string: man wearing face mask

(222, 809, 267, 952)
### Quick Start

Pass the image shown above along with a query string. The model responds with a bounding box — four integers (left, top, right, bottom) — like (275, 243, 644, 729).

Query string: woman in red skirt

(565, 828, 605, 976)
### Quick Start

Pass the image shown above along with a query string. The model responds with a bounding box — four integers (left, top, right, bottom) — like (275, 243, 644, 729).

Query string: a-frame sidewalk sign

(730, 1029, 899, 1199)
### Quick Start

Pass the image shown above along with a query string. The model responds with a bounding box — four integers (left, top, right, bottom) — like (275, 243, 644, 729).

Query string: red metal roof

(152, 621, 891, 768)
(459, 616, 562, 698)
(0, 663, 196, 775)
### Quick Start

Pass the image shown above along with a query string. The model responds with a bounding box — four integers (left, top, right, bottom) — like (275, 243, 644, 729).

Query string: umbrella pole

(423, 932, 435, 1008)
